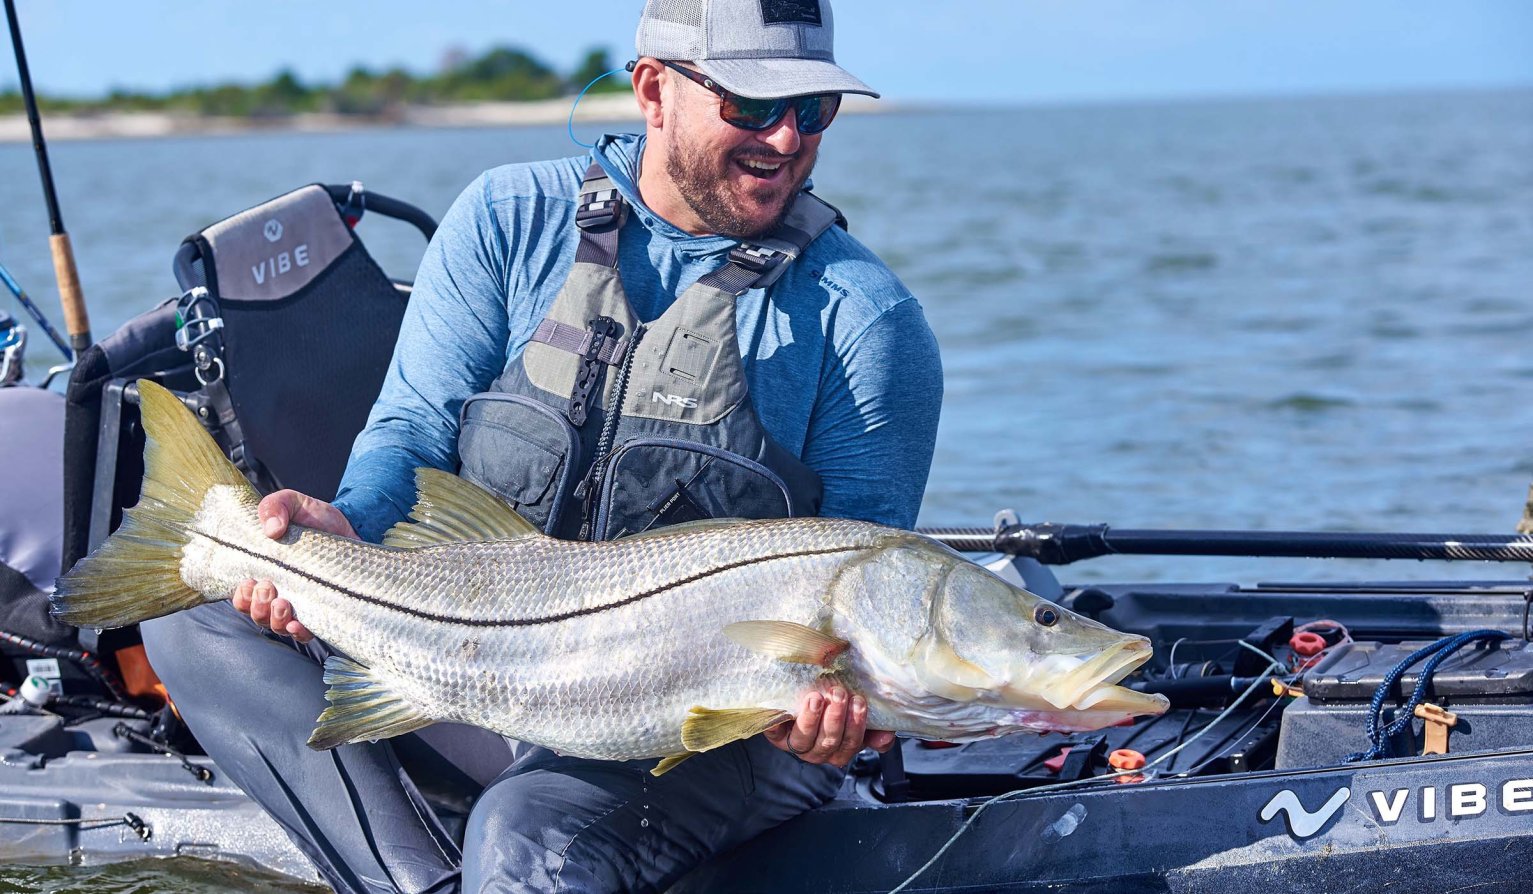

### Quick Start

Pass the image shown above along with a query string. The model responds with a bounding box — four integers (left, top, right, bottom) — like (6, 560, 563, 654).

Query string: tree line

(0, 46, 629, 118)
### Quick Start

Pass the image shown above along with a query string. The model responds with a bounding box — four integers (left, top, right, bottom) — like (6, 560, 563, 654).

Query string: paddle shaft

(4, 0, 89, 354)
(916, 523, 1533, 565)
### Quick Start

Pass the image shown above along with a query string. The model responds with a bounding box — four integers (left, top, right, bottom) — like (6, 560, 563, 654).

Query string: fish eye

(1035, 605, 1059, 627)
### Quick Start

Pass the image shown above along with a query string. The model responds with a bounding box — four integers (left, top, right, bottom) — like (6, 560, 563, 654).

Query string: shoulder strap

(572, 161, 846, 294)
(698, 190, 845, 295)
(573, 163, 627, 268)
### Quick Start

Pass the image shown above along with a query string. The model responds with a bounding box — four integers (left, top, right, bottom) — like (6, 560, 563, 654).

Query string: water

(0, 88, 1531, 887)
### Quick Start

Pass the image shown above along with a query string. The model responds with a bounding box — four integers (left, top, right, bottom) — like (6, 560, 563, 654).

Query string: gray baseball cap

(635, 0, 879, 100)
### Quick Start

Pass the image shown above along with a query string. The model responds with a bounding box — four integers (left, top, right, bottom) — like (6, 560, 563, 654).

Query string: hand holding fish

(765, 686, 895, 767)
(231, 489, 358, 643)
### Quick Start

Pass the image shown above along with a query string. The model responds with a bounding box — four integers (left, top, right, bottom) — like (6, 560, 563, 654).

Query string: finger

(786, 692, 823, 756)
(812, 687, 849, 761)
(269, 597, 294, 633)
(764, 718, 791, 748)
(250, 580, 277, 629)
(830, 695, 869, 766)
(866, 729, 897, 753)
(231, 579, 255, 614)
(257, 492, 296, 539)
(286, 620, 314, 644)
(288, 493, 358, 539)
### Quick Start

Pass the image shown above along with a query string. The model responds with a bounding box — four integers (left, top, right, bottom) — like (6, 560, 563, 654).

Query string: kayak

(3, 182, 1531, 894)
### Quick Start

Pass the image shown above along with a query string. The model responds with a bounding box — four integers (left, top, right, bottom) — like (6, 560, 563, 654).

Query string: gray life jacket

(456, 163, 844, 541)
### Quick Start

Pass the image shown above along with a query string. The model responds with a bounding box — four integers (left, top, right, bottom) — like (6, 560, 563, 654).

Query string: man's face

(663, 71, 824, 239)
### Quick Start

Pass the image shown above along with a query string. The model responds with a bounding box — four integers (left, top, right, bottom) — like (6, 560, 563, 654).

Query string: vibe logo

(263, 219, 284, 243)
(1365, 778, 1533, 824)
(251, 244, 310, 286)
(651, 391, 698, 409)
(1259, 787, 1350, 839)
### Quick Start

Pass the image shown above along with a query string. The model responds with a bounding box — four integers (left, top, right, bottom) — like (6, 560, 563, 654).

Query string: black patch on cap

(760, 0, 822, 26)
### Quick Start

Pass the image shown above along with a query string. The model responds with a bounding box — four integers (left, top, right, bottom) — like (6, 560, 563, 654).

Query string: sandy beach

(0, 93, 886, 142)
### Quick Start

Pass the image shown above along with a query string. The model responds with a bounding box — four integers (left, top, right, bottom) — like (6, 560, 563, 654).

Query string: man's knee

(463, 764, 651, 894)
(141, 602, 238, 691)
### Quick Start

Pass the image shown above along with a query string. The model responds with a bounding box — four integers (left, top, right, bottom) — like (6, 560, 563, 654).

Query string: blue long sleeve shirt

(333, 134, 942, 543)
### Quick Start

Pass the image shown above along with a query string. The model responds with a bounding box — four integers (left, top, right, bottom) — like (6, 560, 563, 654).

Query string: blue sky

(3, 1, 1530, 104)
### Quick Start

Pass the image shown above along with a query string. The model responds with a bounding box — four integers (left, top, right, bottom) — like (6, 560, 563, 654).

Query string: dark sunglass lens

(795, 94, 842, 135)
(721, 95, 788, 130)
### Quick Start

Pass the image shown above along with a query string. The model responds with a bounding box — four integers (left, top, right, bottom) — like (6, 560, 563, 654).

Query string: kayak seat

(62, 183, 436, 573)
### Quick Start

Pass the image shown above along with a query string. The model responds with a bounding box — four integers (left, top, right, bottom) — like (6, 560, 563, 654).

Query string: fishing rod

(916, 522, 1533, 565)
(0, 259, 71, 358)
(4, 0, 90, 356)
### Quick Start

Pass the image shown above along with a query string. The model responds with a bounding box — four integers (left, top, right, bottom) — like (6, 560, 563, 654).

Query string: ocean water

(0, 88, 1531, 887)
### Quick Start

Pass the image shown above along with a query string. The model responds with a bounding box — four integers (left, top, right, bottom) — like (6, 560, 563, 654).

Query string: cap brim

(697, 58, 879, 100)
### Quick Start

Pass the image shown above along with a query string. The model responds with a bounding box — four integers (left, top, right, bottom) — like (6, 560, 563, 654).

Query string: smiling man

(142, 1, 942, 891)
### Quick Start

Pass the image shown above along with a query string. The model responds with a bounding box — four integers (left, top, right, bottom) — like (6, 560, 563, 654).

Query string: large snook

(54, 381, 1167, 775)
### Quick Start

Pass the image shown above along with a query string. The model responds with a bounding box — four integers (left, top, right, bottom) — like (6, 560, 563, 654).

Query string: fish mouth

(1044, 638, 1158, 712)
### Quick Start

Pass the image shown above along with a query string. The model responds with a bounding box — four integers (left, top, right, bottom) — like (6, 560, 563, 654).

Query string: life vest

(457, 163, 843, 541)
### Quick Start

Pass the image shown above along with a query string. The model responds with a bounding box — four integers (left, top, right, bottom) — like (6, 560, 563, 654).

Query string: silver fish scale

(183, 498, 899, 759)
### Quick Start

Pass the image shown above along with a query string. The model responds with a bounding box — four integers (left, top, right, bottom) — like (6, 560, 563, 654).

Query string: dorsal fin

(382, 468, 539, 548)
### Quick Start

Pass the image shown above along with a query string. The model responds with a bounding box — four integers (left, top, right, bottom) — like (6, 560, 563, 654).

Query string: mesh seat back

(177, 184, 408, 500)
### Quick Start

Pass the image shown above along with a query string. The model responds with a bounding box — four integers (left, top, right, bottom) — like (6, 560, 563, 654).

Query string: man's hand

(230, 490, 358, 643)
(764, 685, 896, 767)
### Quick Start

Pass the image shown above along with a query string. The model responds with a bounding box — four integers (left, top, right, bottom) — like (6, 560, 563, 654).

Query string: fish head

(840, 536, 1168, 737)
(926, 555, 1166, 719)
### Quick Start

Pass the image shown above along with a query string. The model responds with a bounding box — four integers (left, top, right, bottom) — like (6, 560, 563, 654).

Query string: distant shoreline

(0, 94, 888, 143)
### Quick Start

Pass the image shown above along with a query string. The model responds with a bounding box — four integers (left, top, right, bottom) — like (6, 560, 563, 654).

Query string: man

(143, 1, 942, 891)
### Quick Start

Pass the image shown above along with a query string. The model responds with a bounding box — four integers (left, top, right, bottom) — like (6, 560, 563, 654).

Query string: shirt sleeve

(333, 175, 510, 542)
(804, 297, 943, 529)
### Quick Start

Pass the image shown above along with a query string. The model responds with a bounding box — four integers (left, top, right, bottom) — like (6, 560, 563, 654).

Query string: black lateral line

(197, 533, 861, 628)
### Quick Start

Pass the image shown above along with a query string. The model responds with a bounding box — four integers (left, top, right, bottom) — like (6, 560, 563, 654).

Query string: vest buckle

(728, 244, 787, 274)
(576, 188, 625, 230)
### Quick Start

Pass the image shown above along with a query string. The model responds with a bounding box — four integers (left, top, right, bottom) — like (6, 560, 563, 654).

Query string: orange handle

(48, 232, 91, 350)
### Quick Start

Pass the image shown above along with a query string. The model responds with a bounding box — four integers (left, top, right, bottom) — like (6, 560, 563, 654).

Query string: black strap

(568, 164, 843, 298)
(573, 164, 625, 268)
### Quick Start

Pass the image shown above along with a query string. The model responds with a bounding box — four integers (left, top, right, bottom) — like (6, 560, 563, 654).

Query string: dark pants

(142, 602, 842, 894)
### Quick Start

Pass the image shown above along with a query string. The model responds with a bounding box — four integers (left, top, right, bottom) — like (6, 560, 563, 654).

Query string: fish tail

(52, 380, 257, 628)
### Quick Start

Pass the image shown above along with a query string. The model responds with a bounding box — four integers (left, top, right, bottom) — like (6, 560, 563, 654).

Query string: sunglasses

(661, 61, 842, 136)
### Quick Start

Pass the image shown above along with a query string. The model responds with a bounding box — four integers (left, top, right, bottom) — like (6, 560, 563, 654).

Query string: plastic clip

(576, 188, 624, 230)
(341, 181, 367, 228)
(728, 244, 787, 275)
(568, 316, 621, 427)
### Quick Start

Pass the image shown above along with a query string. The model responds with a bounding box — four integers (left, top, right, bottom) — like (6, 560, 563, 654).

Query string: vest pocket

(593, 438, 795, 540)
(458, 393, 580, 533)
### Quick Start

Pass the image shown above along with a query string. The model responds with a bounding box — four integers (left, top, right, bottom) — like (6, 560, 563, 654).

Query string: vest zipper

(577, 324, 646, 540)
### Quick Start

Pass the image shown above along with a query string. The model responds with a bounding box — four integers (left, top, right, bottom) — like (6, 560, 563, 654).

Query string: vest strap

(570, 163, 845, 292)
(697, 190, 844, 295)
(530, 317, 630, 366)
(574, 163, 625, 268)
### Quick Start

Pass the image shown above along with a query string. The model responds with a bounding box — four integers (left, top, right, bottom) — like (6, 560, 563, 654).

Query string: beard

(664, 128, 817, 240)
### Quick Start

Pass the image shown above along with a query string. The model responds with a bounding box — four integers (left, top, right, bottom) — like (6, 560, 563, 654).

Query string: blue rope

(1344, 629, 1508, 762)
(567, 66, 633, 149)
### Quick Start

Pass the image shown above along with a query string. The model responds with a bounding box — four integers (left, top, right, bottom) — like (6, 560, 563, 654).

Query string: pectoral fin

(680, 707, 791, 753)
(723, 620, 849, 667)
(652, 752, 698, 776)
(308, 657, 434, 750)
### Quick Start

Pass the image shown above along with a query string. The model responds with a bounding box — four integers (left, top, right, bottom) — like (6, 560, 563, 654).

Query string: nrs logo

(651, 391, 698, 409)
